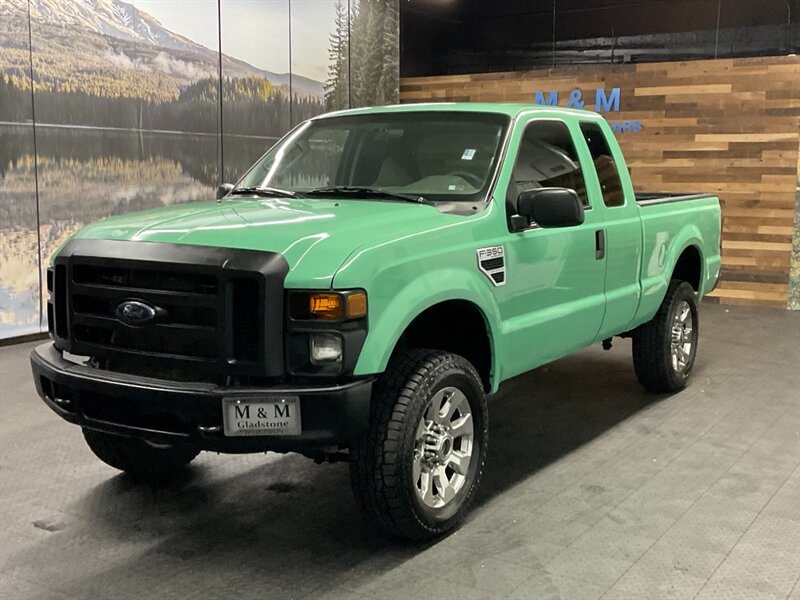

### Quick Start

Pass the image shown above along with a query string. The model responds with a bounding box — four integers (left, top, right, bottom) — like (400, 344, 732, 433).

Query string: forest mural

(0, 0, 400, 339)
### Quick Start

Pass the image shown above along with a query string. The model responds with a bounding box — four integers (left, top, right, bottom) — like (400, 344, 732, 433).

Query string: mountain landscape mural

(1, 0, 325, 134)
(0, 0, 400, 338)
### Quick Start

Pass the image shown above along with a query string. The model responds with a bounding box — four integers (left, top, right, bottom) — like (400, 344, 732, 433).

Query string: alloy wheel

(670, 300, 694, 372)
(412, 386, 474, 508)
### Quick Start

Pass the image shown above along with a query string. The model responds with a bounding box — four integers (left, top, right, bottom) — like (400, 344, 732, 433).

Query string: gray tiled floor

(1, 303, 798, 599)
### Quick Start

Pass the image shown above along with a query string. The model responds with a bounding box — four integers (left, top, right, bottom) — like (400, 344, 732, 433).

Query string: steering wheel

(447, 170, 483, 188)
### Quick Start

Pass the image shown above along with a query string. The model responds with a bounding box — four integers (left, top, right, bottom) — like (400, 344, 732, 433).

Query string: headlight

(286, 289, 368, 377)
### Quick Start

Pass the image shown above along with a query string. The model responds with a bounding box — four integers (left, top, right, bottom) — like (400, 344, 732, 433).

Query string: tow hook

(602, 338, 613, 350)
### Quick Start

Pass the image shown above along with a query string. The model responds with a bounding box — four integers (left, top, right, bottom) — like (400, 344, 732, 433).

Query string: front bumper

(31, 343, 373, 454)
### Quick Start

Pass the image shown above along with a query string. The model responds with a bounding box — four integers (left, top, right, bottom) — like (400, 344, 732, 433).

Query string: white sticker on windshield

(461, 148, 476, 160)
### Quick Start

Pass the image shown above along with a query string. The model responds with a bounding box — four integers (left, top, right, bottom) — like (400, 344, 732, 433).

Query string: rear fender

(637, 224, 706, 325)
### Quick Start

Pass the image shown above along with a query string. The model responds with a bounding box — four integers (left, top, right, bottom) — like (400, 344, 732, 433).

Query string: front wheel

(632, 280, 699, 393)
(350, 350, 488, 541)
(83, 428, 199, 481)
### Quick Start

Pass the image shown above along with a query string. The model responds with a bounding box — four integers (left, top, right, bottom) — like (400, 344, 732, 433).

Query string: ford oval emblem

(116, 300, 157, 326)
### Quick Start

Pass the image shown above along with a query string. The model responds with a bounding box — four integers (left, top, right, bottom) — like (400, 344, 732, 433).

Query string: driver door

(497, 117, 607, 378)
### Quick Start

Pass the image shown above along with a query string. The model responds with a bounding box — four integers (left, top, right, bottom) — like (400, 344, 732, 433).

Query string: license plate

(222, 396, 301, 436)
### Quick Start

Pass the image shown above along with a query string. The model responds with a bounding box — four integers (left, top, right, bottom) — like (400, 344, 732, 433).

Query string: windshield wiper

(304, 186, 427, 204)
(227, 186, 297, 198)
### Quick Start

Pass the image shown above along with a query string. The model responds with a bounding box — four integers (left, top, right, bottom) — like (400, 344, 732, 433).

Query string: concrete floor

(1, 303, 798, 600)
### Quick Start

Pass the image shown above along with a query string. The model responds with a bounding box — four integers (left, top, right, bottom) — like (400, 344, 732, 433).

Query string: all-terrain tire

(83, 428, 199, 481)
(350, 349, 488, 541)
(632, 280, 699, 393)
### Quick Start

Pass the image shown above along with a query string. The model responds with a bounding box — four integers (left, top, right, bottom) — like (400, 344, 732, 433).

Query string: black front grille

(54, 265, 69, 339)
(73, 264, 219, 295)
(50, 239, 289, 383)
(231, 279, 260, 361)
(70, 263, 221, 361)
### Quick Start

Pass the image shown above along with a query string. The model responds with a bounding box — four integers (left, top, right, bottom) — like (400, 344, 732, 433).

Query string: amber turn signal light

(346, 292, 367, 319)
(290, 290, 367, 321)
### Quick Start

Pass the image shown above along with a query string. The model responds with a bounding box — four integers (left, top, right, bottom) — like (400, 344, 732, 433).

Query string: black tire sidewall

(83, 428, 198, 477)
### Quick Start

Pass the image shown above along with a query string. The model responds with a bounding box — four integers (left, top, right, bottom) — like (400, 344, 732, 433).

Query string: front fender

(351, 267, 503, 392)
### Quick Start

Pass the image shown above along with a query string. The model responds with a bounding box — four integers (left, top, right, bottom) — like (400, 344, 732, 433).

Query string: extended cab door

(576, 120, 643, 340)
(497, 117, 607, 378)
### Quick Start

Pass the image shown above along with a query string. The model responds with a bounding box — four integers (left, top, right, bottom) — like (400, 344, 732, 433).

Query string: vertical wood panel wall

(400, 56, 800, 308)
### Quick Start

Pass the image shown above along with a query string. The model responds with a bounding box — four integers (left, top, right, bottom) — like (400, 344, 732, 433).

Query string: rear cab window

(579, 122, 626, 208)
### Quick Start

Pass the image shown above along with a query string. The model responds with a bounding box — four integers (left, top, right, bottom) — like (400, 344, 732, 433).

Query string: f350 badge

(476, 245, 506, 287)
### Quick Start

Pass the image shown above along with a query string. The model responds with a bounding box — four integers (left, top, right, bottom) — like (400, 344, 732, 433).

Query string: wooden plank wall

(400, 56, 800, 308)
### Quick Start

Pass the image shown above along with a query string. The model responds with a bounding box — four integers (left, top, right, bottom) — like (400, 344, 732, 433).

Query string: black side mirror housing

(216, 183, 234, 200)
(516, 187, 585, 229)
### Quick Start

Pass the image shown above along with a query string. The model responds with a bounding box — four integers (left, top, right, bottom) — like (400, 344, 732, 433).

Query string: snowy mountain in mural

(7, 0, 210, 52)
(0, 0, 324, 99)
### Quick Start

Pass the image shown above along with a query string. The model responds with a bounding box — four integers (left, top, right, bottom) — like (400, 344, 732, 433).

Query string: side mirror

(516, 187, 585, 228)
(216, 183, 234, 200)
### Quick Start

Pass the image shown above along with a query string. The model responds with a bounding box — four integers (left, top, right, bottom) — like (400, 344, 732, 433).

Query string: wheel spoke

(437, 388, 467, 425)
(412, 453, 422, 485)
(682, 344, 692, 362)
(447, 450, 470, 475)
(419, 470, 434, 505)
(450, 389, 468, 420)
(436, 389, 455, 425)
(432, 465, 453, 504)
(450, 412, 473, 437)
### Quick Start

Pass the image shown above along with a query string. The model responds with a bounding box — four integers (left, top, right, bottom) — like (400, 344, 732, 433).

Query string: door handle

(595, 229, 606, 260)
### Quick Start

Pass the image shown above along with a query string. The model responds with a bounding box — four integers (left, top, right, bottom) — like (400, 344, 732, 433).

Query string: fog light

(310, 334, 342, 364)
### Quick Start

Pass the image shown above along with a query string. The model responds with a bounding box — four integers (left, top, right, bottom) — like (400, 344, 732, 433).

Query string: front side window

(579, 122, 625, 207)
(506, 120, 589, 216)
(236, 111, 510, 204)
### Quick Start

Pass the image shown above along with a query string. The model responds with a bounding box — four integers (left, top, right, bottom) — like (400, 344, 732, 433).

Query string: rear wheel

(350, 349, 488, 541)
(83, 428, 199, 481)
(632, 280, 699, 393)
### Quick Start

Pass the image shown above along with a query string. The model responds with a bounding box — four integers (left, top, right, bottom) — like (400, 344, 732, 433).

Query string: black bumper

(31, 343, 373, 454)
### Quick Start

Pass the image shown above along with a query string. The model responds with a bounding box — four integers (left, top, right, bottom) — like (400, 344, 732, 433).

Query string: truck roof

(314, 102, 607, 122)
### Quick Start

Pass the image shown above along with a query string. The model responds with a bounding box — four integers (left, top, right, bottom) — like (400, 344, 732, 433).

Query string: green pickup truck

(31, 103, 721, 540)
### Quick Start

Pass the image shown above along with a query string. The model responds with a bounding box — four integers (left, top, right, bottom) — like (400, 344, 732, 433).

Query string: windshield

(235, 111, 510, 203)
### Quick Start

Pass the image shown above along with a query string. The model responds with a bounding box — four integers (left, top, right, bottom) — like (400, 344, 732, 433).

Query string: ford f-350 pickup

(31, 103, 721, 540)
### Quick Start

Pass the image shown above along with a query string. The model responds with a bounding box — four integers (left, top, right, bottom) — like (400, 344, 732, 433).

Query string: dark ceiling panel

(400, 0, 799, 76)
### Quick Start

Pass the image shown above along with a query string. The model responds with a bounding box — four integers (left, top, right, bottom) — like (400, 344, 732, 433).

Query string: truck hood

(71, 197, 455, 286)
